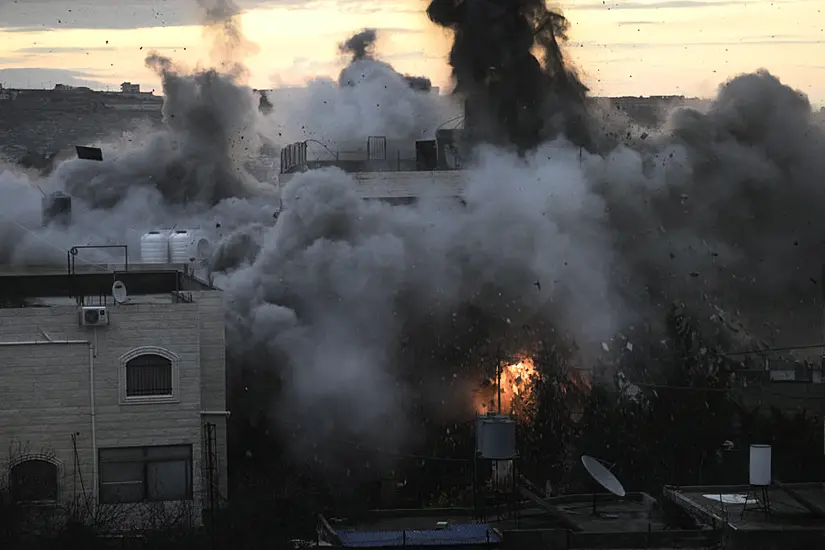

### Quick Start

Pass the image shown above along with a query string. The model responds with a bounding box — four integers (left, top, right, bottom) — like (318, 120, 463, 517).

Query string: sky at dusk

(0, 0, 823, 105)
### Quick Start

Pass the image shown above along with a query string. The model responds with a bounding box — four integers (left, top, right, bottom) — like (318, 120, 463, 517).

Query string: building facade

(277, 132, 468, 204)
(0, 267, 227, 528)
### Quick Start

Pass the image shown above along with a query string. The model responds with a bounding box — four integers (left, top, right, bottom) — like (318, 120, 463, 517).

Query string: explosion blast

(1, 1, 824, 476)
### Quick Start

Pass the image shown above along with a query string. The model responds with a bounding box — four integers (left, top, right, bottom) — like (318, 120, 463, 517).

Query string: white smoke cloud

(258, 66, 459, 150)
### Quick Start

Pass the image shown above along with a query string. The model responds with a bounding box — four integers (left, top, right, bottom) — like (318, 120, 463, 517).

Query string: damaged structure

(0, 253, 228, 527)
(278, 130, 468, 204)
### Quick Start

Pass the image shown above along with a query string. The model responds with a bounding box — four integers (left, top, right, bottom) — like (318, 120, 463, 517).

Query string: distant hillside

(0, 87, 163, 161)
(1, 87, 717, 166)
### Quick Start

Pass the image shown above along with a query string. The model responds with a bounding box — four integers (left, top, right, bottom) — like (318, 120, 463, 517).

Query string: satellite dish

(112, 280, 130, 304)
(581, 455, 626, 497)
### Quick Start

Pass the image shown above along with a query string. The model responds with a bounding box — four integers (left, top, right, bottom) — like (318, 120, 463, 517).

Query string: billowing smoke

(196, 0, 260, 78)
(259, 29, 454, 151)
(339, 28, 377, 63)
(224, 68, 825, 461)
(1, 0, 825, 474)
(427, 0, 591, 151)
(603, 71, 825, 337)
(338, 28, 432, 92)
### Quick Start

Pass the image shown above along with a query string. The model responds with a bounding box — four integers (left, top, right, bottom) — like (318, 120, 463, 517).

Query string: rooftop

(664, 482, 825, 532)
(543, 492, 665, 533)
(318, 493, 723, 550)
(0, 262, 214, 306)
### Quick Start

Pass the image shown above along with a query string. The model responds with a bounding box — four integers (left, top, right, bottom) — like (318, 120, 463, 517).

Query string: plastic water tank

(169, 230, 194, 264)
(169, 229, 212, 264)
(749, 444, 772, 486)
(477, 415, 516, 460)
(140, 231, 170, 264)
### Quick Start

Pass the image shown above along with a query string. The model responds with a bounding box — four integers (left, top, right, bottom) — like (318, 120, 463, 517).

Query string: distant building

(53, 83, 91, 92)
(121, 82, 141, 94)
(0, 262, 228, 527)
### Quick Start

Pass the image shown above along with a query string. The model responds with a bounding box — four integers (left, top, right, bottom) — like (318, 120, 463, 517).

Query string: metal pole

(71, 433, 77, 519)
(497, 348, 502, 415)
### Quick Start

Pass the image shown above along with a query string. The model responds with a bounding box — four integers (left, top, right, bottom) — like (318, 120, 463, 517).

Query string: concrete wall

(278, 170, 466, 200)
(502, 528, 722, 549)
(194, 291, 229, 504)
(0, 342, 92, 501)
(0, 292, 227, 526)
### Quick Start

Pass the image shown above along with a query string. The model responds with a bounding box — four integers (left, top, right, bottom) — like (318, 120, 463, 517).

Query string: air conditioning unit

(79, 306, 109, 327)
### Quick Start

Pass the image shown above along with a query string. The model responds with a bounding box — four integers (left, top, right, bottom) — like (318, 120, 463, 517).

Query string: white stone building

(277, 131, 468, 205)
(0, 263, 228, 527)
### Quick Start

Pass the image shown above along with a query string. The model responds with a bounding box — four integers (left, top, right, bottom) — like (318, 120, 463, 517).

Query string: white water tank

(140, 231, 170, 263)
(477, 414, 516, 460)
(169, 229, 212, 264)
(749, 444, 772, 486)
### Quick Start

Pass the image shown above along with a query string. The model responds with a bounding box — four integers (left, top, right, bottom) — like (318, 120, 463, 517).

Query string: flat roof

(321, 503, 720, 550)
(664, 483, 825, 531)
(323, 493, 667, 535)
(335, 523, 500, 548)
(544, 492, 667, 533)
(0, 263, 214, 302)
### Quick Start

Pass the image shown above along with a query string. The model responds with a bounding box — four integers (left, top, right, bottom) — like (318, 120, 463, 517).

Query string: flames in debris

(474, 357, 539, 417)
(473, 355, 593, 422)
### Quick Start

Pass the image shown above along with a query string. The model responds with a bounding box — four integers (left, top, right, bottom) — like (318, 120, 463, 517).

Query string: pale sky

(0, 0, 823, 105)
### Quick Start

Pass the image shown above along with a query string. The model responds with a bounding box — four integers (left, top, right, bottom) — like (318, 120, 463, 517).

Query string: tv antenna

(581, 455, 626, 516)
(112, 280, 130, 304)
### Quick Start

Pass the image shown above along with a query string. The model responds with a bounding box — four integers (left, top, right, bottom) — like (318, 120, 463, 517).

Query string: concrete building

(277, 132, 468, 204)
(0, 262, 228, 528)
(121, 82, 141, 94)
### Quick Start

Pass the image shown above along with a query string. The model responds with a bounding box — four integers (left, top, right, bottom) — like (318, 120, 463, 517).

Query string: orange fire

(474, 357, 539, 416)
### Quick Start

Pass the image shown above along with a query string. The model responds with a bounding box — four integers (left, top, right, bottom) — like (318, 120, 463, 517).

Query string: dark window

(99, 445, 192, 504)
(10, 459, 59, 502)
(126, 354, 173, 397)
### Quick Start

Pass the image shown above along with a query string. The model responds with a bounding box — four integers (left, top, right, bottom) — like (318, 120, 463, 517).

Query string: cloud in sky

(569, 0, 805, 9)
(616, 21, 665, 26)
(573, 38, 825, 49)
(0, 68, 110, 89)
(17, 46, 118, 54)
(0, 0, 415, 31)
(15, 45, 189, 54)
(0, 0, 273, 30)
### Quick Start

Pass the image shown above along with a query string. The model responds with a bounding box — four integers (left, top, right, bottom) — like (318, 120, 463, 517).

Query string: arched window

(126, 354, 173, 397)
(10, 459, 59, 502)
(120, 347, 180, 405)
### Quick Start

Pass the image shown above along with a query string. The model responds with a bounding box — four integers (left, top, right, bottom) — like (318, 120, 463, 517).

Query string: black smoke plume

(427, 0, 590, 151)
(338, 28, 432, 92)
(340, 28, 378, 62)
